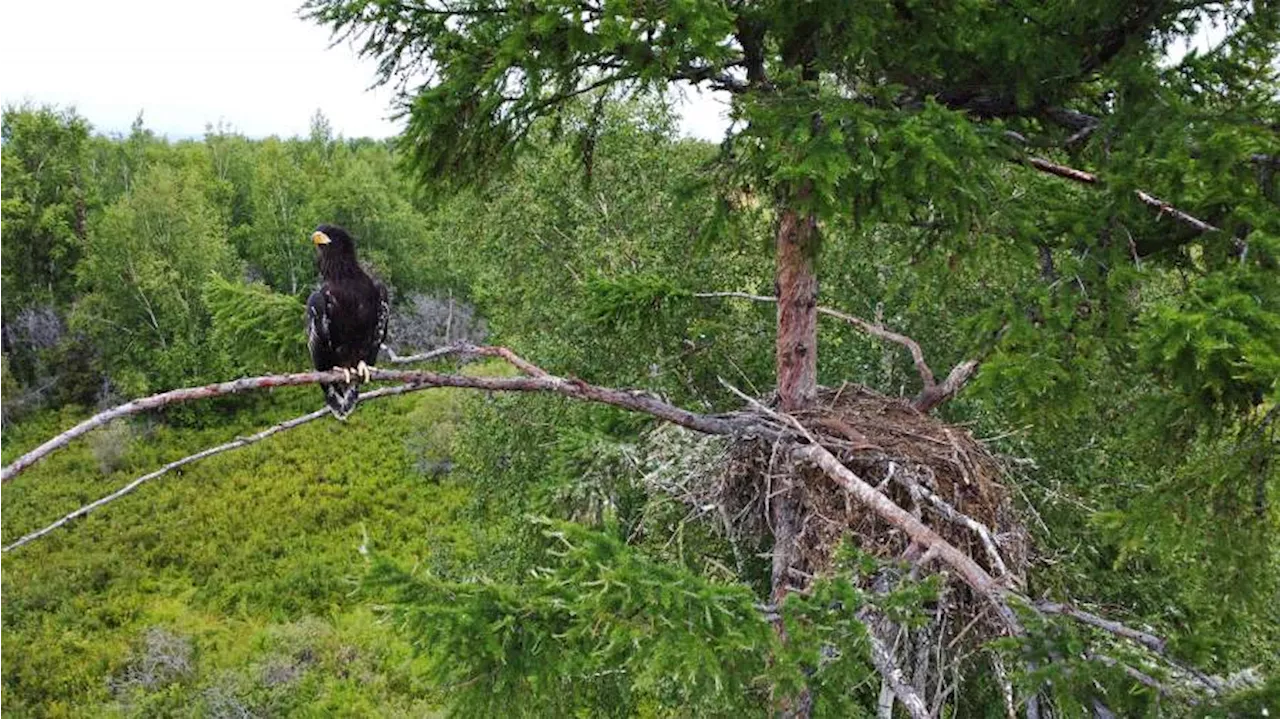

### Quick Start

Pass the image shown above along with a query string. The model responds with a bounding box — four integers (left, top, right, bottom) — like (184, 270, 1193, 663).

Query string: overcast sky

(0, 0, 730, 141)
(3, 0, 1226, 143)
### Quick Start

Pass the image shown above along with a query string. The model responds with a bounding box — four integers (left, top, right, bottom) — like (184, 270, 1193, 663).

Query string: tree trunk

(775, 196, 819, 412)
(770, 193, 820, 718)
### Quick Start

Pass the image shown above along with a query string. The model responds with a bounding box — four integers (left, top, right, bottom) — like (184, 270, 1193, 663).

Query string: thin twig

(695, 292, 937, 388)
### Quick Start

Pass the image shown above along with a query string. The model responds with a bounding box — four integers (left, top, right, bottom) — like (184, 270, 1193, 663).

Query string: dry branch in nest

(643, 383, 1033, 715)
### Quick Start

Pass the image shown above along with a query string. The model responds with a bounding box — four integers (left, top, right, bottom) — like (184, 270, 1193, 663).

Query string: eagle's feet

(338, 367, 353, 384)
(355, 360, 375, 383)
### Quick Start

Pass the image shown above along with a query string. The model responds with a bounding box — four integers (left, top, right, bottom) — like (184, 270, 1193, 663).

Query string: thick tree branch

(792, 441, 1022, 633)
(1, 355, 750, 484)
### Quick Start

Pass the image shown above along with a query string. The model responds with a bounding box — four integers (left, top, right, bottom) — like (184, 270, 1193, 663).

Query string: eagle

(306, 224, 389, 419)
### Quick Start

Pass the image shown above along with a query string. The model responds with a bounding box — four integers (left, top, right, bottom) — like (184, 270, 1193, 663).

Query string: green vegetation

(2, 383, 472, 716)
(3, 0, 1280, 714)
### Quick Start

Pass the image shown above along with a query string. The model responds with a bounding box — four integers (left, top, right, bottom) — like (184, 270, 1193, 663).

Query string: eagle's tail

(322, 381, 359, 420)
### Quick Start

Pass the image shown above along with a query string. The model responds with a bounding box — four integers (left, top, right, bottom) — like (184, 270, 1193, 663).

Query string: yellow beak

(312, 231, 332, 246)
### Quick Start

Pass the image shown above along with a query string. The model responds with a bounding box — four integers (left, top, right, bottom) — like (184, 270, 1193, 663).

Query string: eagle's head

(311, 224, 360, 277)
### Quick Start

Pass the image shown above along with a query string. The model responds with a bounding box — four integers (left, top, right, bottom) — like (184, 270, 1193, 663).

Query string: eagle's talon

(339, 367, 353, 384)
(356, 360, 374, 383)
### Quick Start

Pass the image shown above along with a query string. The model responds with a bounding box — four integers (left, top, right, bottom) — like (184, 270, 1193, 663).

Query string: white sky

(0, 0, 730, 141)
(1, 0, 1227, 143)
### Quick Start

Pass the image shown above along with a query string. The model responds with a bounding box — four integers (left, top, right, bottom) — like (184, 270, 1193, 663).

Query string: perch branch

(2, 359, 752, 484)
(1, 384, 430, 552)
(1024, 157, 1221, 233)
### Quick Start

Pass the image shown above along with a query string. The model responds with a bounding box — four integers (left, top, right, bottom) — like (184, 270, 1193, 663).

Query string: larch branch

(2, 360, 749, 484)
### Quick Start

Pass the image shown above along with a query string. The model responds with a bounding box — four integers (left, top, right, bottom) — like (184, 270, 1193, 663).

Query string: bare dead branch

(858, 609, 931, 719)
(1133, 190, 1222, 234)
(1035, 600, 1223, 695)
(815, 305, 936, 388)
(912, 359, 980, 414)
(1086, 653, 1177, 698)
(695, 292, 987, 413)
(1024, 158, 1221, 233)
(2, 361, 754, 484)
(893, 470, 1010, 579)
(695, 291, 933, 385)
(1034, 601, 1165, 654)
(792, 441, 1022, 633)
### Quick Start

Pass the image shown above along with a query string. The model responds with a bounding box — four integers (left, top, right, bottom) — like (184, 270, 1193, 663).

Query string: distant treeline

(1, 106, 466, 417)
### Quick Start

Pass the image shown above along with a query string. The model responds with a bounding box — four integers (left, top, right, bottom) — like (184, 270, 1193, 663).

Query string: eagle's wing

(365, 280, 390, 366)
(306, 288, 334, 372)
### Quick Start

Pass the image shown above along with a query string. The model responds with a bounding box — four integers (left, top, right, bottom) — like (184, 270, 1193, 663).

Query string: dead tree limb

(0, 385, 426, 553)
(694, 292, 982, 412)
(695, 292, 936, 386)
(1034, 601, 1165, 654)
(792, 441, 1022, 633)
(1035, 600, 1223, 694)
(3, 353, 738, 484)
(858, 608, 931, 719)
(1024, 157, 1221, 233)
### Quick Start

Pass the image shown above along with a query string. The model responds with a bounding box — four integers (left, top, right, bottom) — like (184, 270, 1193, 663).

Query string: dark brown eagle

(306, 224, 389, 419)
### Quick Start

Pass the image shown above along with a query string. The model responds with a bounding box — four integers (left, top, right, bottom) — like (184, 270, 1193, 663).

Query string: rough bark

(775, 197, 820, 412)
(772, 193, 820, 718)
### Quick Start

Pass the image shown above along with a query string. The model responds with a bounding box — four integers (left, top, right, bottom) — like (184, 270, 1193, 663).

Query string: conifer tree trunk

(775, 196, 819, 412)
(771, 192, 819, 719)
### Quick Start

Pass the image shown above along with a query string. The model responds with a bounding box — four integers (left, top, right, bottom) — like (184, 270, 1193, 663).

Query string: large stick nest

(642, 383, 1030, 643)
